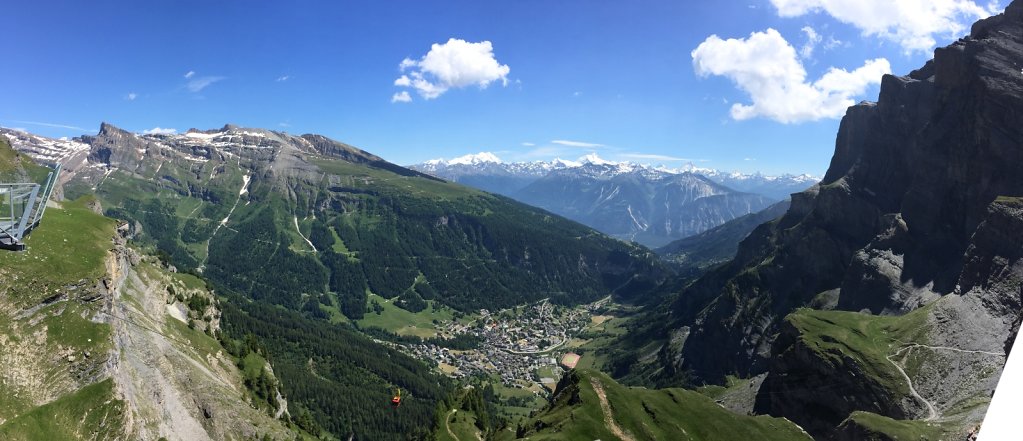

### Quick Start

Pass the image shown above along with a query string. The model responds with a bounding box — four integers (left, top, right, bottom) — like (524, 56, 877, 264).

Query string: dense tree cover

(197, 186, 663, 319)
(218, 333, 283, 413)
(314, 189, 664, 315)
(320, 251, 368, 319)
(220, 294, 452, 440)
(438, 380, 508, 436)
(204, 205, 328, 309)
(108, 199, 200, 269)
(396, 289, 427, 313)
(307, 221, 335, 251)
(107, 156, 665, 319)
(181, 217, 215, 243)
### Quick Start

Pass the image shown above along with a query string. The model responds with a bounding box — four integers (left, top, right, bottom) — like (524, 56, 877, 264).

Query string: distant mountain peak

(98, 122, 131, 137)
(447, 151, 502, 165)
(547, 157, 578, 168)
(578, 152, 614, 166)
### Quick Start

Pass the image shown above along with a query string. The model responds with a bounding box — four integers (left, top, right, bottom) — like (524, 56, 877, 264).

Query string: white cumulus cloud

(692, 28, 891, 123)
(126, 92, 137, 101)
(395, 38, 511, 100)
(769, 0, 998, 52)
(391, 91, 412, 103)
(143, 127, 177, 135)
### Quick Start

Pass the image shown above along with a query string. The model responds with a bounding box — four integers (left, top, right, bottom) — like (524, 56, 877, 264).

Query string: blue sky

(1, 0, 1009, 175)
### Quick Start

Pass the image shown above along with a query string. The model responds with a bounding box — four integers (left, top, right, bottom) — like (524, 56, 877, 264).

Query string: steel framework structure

(0, 163, 61, 251)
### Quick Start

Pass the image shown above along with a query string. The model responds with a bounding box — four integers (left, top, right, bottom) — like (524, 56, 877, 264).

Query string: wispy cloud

(799, 26, 822, 59)
(186, 76, 226, 93)
(184, 70, 195, 79)
(521, 142, 535, 147)
(7, 120, 88, 131)
(276, 75, 290, 82)
(618, 153, 691, 162)
(125, 92, 137, 101)
(391, 91, 412, 103)
(551, 139, 605, 148)
(143, 127, 177, 135)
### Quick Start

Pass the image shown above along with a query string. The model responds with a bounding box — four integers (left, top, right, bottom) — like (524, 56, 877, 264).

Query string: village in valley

(384, 296, 621, 397)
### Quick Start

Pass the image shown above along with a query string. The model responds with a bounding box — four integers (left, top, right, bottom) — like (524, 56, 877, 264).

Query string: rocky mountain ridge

(642, 2, 1023, 438)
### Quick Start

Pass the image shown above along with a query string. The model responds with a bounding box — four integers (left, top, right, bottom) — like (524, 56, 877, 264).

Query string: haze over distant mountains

(411, 152, 818, 247)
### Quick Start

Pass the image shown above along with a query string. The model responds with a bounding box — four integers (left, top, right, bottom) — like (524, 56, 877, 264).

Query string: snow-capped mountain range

(409, 152, 818, 247)
(410, 152, 819, 200)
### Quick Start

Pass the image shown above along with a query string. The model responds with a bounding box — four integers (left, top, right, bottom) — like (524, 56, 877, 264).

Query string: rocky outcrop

(107, 241, 294, 440)
(660, 0, 1023, 387)
(84, 122, 149, 168)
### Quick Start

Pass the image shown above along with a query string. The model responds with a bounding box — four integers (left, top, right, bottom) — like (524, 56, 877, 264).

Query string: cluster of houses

(395, 299, 602, 391)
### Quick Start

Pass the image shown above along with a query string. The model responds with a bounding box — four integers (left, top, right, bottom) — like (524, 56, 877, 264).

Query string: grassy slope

(0, 379, 125, 441)
(838, 411, 955, 441)
(523, 369, 811, 441)
(0, 135, 51, 183)
(438, 409, 482, 441)
(0, 198, 120, 435)
(356, 292, 454, 337)
(786, 305, 931, 397)
(0, 198, 116, 295)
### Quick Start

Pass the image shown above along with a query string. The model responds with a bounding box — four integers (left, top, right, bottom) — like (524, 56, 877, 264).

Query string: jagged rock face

(662, 1, 1023, 385)
(515, 169, 776, 248)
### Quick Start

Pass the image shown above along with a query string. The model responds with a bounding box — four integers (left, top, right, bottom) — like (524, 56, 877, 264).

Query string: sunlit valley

(2, 1, 1022, 440)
